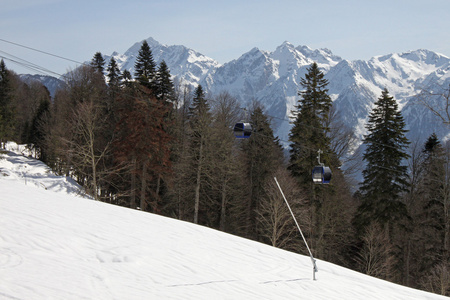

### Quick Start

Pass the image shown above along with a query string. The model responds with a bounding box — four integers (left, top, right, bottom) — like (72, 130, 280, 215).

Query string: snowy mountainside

(104, 37, 450, 146)
(104, 37, 220, 87)
(1, 145, 448, 299)
(18, 74, 65, 98)
(330, 50, 450, 142)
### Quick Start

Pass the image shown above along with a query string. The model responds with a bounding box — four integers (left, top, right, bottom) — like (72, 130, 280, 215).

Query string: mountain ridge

(26, 37, 450, 154)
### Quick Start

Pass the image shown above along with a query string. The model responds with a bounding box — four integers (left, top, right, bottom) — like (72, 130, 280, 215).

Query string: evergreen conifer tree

(242, 104, 284, 239)
(134, 40, 156, 90)
(120, 70, 133, 88)
(91, 52, 105, 75)
(106, 57, 121, 88)
(419, 133, 449, 275)
(287, 62, 353, 262)
(288, 62, 334, 184)
(189, 85, 210, 138)
(355, 88, 410, 233)
(27, 94, 51, 162)
(188, 85, 212, 224)
(155, 60, 175, 103)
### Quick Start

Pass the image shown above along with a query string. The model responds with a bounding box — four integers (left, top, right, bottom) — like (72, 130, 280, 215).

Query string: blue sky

(1, 0, 449, 75)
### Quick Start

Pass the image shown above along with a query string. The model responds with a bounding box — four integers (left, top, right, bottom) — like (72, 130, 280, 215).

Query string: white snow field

(1, 144, 448, 300)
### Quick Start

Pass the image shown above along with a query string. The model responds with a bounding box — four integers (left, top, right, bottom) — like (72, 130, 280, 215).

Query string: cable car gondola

(233, 122, 252, 138)
(312, 166, 332, 184)
(312, 150, 332, 184)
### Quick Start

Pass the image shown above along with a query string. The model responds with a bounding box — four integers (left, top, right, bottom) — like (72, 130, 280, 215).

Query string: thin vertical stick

(274, 177, 318, 280)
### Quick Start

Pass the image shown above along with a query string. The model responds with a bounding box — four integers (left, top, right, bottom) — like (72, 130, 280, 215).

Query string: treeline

(0, 41, 448, 296)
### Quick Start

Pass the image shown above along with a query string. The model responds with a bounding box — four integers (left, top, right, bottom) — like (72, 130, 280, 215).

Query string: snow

(0, 144, 448, 300)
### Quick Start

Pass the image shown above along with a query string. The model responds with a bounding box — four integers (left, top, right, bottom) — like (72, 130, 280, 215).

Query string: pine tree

(189, 85, 211, 138)
(419, 134, 450, 285)
(106, 57, 121, 88)
(134, 40, 156, 90)
(355, 88, 410, 233)
(242, 104, 284, 239)
(91, 52, 105, 75)
(120, 70, 133, 88)
(155, 60, 175, 102)
(188, 85, 212, 224)
(288, 62, 353, 262)
(27, 96, 50, 162)
(146, 61, 175, 210)
(288, 62, 334, 185)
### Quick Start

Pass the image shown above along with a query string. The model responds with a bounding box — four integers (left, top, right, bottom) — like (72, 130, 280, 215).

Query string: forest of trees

(0, 41, 448, 296)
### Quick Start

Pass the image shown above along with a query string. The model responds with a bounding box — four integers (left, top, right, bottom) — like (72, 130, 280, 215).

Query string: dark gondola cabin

(233, 122, 252, 138)
(312, 166, 332, 184)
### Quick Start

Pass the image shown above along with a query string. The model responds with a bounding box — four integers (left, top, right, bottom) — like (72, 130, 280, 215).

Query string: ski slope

(0, 144, 448, 299)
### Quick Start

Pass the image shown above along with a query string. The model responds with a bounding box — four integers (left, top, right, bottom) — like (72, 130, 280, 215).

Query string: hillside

(0, 144, 448, 300)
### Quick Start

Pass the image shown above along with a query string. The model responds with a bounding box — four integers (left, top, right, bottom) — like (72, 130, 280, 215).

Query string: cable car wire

(0, 50, 65, 78)
(0, 38, 85, 66)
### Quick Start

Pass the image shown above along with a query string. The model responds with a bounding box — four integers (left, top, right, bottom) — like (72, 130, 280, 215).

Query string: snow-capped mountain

(105, 37, 450, 148)
(106, 37, 220, 89)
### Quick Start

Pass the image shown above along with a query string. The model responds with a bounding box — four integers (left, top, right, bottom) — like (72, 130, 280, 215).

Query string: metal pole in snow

(274, 177, 318, 280)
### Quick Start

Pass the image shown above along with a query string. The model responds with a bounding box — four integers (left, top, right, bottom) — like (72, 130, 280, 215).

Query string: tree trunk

(89, 124, 98, 200)
(194, 140, 203, 224)
(140, 159, 148, 211)
(220, 179, 227, 231)
(131, 155, 137, 208)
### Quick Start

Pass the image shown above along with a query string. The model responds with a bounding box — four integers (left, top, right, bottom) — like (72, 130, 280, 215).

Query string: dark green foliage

(288, 62, 334, 185)
(418, 134, 448, 268)
(155, 60, 175, 103)
(120, 70, 133, 88)
(134, 41, 156, 90)
(91, 52, 106, 75)
(242, 104, 284, 239)
(188, 85, 211, 138)
(187, 85, 212, 224)
(106, 57, 121, 88)
(355, 88, 410, 233)
(26, 95, 51, 162)
(287, 62, 355, 265)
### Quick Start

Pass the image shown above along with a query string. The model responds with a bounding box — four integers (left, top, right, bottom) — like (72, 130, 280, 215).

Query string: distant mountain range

(19, 74, 65, 99)
(104, 37, 450, 148)
(23, 37, 450, 155)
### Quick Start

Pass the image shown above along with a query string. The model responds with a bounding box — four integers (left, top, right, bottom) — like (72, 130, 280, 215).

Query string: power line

(0, 50, 64, 78)
(0, 38, 85, 66)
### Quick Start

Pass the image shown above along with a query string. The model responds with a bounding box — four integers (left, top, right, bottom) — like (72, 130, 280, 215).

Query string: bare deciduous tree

(416, 83, 450, 125)
(257, 168, 308, 252)
(355, 223, 395, 280)
(66, 100, 110, 200)
(421, 261, 450, 296)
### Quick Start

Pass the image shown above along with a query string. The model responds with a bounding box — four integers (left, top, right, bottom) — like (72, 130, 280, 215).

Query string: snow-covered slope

(103, 38, 450, 146)
(0, 145, 448, 300)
